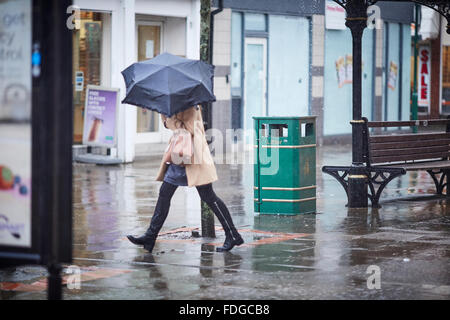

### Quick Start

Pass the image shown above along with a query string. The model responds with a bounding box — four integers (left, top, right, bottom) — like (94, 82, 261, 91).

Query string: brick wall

(211, 8, 232, 151)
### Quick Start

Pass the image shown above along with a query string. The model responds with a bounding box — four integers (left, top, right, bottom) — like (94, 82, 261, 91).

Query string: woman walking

(127, 105, 244, 253)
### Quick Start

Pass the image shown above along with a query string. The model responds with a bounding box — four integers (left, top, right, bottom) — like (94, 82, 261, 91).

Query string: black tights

(158, 181, 224, 207)
(146, 181, 235, 238)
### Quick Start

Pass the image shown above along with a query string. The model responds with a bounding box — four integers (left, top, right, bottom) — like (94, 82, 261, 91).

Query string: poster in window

(345, 54, 353, 84)
(387, 61, 398, 90)
(0, 0, 32, 247)
(335, 57, 346, 88)
(82, 85, 119, 147)
(335, 55, 354, 88)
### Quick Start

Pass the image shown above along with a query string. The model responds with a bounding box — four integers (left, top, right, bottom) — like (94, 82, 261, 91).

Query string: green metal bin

(253, 116, 316, 215)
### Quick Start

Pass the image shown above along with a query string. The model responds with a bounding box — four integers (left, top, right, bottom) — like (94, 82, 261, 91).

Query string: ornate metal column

(335, 0, 376, 207)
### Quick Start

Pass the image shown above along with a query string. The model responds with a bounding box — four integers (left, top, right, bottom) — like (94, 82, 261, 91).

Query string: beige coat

(156, 106, 218, 187)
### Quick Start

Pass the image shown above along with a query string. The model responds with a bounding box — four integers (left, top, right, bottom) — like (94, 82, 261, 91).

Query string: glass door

(136, 22, 163, 143)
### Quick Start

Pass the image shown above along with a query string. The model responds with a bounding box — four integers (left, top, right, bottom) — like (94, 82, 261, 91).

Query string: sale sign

(418, 46, 431, 107)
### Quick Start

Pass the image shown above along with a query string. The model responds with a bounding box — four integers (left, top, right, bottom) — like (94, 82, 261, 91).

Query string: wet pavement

(1, 144, 450, 300)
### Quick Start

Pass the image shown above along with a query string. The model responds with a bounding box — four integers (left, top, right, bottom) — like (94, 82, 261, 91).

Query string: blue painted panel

(324, 29, 352, 135)
(382, 23, 411, 127)
(268, 15, 310, 117)
(323, 28, 374, 135)
(386, 23, 400, 121)
(401, 24, 411, 121)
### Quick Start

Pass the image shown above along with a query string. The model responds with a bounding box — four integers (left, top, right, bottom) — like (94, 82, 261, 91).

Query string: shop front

(72, 0, 200, 162)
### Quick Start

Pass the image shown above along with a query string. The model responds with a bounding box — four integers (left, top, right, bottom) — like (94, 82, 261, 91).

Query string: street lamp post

(346, 0, 370, 208)
(335, 0, 375, 208)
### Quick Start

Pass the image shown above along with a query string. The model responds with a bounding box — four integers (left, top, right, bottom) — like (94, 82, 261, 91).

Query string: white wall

(135, 0, 193, 17)
(165, 17, 187, 57)
(135, 0, 200, 59)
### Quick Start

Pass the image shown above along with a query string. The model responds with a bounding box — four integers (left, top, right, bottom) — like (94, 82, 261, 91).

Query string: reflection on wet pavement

(1, 145, 450, 300)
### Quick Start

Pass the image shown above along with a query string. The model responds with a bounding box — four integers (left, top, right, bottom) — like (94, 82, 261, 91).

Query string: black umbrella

(121, 52, 216, 117)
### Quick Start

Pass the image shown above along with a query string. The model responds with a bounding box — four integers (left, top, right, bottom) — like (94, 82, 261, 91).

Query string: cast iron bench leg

(366, 167, 406, 208)
(322, 166, 406, 208)
(427, 169, 450, 196)
(322, 166, 351, 206)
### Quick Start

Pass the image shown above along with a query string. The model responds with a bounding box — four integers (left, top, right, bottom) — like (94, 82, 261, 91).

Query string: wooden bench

(322, 117, 450, 207)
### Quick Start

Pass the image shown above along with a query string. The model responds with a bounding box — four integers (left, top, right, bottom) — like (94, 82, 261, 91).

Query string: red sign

(418, 46, 431, 107)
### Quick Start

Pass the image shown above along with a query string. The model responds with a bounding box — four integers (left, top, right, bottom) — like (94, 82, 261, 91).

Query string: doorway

(135, 22, 163, 143)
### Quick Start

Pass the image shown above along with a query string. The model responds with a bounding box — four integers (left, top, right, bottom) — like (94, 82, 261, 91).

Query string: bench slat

(379, 160, 450, 171)
(367, 119, 450, 127)
(371, 151, 450, 164)
(369, 132, 450, 143)
(370, 138, 450, 150)
(371, 145, 449, 157)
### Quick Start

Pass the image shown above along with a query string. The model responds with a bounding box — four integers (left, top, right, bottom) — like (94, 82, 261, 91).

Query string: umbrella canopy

(121, 52, 216, 117)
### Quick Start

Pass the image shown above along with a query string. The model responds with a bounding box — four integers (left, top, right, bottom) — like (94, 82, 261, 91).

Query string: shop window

(72, 11, 109, 144)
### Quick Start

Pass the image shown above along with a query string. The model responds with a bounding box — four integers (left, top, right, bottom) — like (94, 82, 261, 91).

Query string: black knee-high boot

(127, 182, 177, 252)
(211, 198, 244, 252)
(197, 184, 244, 252)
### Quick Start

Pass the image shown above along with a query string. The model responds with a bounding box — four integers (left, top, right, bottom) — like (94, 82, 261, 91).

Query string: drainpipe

(204, 0, 223, 128)
(209, 0, 223, 64)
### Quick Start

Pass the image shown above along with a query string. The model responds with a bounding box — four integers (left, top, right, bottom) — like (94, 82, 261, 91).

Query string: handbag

(162, 127, 193, 166)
